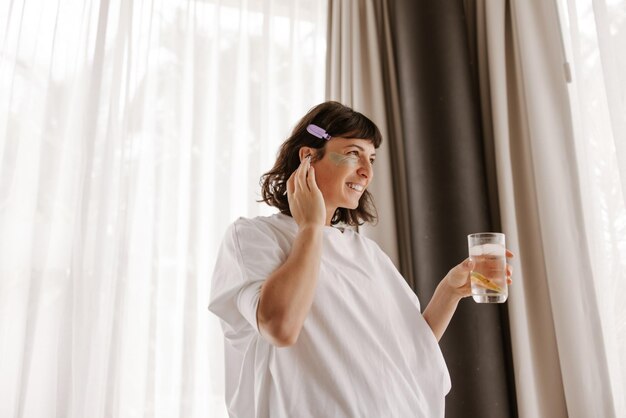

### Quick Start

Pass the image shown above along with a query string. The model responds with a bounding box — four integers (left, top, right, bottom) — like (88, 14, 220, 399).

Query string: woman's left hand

(443, 249, 515, 298)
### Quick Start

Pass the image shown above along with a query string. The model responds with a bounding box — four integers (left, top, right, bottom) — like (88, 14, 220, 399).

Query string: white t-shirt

(209, 213, 450, 418)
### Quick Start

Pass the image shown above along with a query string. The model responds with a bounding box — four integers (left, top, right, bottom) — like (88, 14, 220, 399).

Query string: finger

(445, 259, 475, 288)
(506, 249, 515, 258)
(296, 156, 309, 192)
(286, 171, 296, 195)
(506, 264, 513, 276)
(288, 160, 302, 193)
(507, 278, 513, 285)
(449, 259, 473, 279)
(303, 155, 312, 191)
(307, 164, 320, 191)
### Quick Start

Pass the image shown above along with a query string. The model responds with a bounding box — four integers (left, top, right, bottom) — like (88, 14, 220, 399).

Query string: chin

(337, 202, 359, 210)
(336, 194, 362, 210)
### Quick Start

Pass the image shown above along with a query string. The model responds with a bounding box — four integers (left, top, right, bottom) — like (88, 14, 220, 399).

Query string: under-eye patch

(329, 152, 359, 167)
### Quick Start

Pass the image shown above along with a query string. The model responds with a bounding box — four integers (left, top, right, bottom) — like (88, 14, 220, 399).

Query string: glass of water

(467, 233, 507, 303)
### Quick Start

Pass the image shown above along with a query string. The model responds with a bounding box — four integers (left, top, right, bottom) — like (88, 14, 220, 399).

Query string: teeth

(347, 183, 364, 192)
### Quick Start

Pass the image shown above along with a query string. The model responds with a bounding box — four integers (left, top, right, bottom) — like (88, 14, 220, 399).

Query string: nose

(357, 159, 373, 181)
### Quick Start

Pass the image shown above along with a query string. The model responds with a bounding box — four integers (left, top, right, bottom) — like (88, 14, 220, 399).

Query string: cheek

(313, 167, 345, 194)
(311, 168, 331, 190)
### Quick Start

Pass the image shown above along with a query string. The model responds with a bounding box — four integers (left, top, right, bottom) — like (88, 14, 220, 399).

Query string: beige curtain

(326, 0, 413, 283)
(473, 0, 616, 417)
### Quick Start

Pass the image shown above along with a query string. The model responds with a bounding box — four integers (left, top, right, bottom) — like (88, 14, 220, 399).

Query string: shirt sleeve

(208, 218, 287, 349)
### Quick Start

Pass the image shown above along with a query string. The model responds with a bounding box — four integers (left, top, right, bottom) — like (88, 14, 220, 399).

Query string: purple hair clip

(307, 124, 332, 140)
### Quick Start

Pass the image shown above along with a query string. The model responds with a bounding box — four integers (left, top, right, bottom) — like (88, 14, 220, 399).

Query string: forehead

(327, 137, 376, 153)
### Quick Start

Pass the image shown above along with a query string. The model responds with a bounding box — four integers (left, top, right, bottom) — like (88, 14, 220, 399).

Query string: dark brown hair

(259, 101, 383, 226)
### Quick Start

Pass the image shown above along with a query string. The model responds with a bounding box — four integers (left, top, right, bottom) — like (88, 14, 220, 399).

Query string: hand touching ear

(286, 156, 326, 229)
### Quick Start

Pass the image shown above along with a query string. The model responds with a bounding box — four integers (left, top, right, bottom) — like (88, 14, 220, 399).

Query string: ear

(298, 147, 315, 162)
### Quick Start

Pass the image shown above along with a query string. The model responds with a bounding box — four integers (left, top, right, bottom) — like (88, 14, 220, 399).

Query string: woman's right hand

(286, 156, 326, 229)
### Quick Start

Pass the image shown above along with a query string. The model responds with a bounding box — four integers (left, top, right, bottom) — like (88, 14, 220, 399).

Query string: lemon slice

(470, 271, 502, 292)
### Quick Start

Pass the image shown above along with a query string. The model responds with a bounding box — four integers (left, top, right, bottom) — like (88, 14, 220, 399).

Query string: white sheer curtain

(0, 1, 326, 417)
(557, 0, 626, 413)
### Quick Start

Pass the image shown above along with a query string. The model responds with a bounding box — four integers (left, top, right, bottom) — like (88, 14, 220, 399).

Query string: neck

(325, 206, 336, 226)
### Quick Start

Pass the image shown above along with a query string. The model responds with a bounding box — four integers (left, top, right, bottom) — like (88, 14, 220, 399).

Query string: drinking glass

(467, 233, 507, 303)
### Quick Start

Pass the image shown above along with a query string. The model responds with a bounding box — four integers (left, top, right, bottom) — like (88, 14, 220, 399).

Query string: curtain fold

(386, 1, 516, 416)
(325, 0, 412, 280)
(470, 2, 568, 415)
(471, 0, 621, 416)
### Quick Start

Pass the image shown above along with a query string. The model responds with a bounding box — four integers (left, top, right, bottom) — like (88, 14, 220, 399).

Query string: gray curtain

(387, 0, 517, 416)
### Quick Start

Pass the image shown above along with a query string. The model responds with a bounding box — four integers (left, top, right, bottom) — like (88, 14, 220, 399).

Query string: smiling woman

(209, 101, 514, 418)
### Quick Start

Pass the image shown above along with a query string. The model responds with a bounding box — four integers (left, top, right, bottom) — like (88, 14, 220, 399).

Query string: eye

(370, 158, 376, 165)
(348, 150, 359, 156)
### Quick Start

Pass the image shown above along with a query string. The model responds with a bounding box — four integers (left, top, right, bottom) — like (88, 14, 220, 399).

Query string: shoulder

(212, 213, 295, 284)
(225, 212, 297, 249)
(231, 212, 296, 235)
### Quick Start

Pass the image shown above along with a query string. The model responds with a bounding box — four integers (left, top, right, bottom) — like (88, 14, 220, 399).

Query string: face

(304, 137, 376, 212)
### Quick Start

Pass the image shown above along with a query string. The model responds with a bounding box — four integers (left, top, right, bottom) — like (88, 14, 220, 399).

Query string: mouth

(346, 182, 365, 193)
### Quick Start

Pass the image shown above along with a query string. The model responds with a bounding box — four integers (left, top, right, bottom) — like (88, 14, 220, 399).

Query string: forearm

(422, 281, 463, 342)
(257, 225, 323, 346)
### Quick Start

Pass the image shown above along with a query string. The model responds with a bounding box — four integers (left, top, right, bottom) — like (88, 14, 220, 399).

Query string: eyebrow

(343, 144, 376, 157)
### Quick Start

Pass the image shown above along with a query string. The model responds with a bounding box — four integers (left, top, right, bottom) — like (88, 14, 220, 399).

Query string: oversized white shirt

(209, 213, 451, 418)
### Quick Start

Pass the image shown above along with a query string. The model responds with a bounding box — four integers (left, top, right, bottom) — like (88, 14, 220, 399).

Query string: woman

(209, 101, 513, 418)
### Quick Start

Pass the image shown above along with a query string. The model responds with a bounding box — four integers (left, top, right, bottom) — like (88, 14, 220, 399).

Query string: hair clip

(306, 124, 332, 140)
